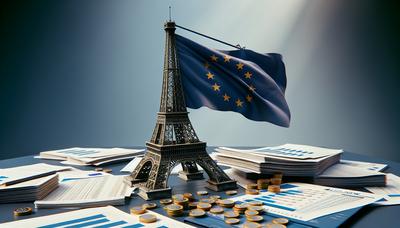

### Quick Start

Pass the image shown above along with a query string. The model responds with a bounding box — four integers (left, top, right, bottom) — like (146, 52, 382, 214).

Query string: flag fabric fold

(175, 34, 291, 127)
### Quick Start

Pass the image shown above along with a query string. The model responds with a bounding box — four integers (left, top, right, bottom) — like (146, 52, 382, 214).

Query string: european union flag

(176, 35, 291, 127)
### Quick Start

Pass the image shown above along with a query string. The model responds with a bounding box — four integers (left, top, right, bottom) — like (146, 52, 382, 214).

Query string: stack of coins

(268, 185, 280, 193)
(270, 177, 282, 185)
(199, 198, 216, 205)
(13, 207, 33, 216)
(183, 193, 195, 202)
(246, 189, 259, 195)
(233, 203, 248, 214)
(197, 190, 208, 196)
(189, 208, 206, 218)
(226, 190, 237, 195)
(142, 203, 157, 209)
(273, 173, 283, 179)
(139, 214, 157, 223)
(173, 197, 189, 210)
(247, 205, 264, 214)
(272, 218, 289, 225)
(246, 183, 258, 190)
(165, 204, 184, 217)
(245, 210, 259, 217)
(216, 199, 235, 208)
(160, 198, 173, 205)
(130, 206, 146, 215)
(210, 206, 224, 214)
(197, 202, 212, 211)
(257, 179, 269, 190)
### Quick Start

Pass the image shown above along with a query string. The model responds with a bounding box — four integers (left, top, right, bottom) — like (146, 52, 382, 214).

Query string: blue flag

(175, 34, 291, 127)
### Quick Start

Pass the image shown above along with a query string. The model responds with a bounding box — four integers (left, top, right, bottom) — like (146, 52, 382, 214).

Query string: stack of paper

(214, 144, 343, 177)
(35, 175, 133, 208)
(37, 147, 145, 166)
(0, 174, 58, 203)
(366, 173, 400, 205)
(0, 163, 71, 186)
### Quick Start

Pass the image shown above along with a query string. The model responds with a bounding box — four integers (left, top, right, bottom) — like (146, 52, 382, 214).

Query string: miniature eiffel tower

(125, 21, 237, 200)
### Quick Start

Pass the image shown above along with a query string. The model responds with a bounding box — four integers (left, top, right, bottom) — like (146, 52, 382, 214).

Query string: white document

(339, 160, 387, 172)
(0, 163, 71, 186)
(230, 182, 382, 221)
(318, 160, 386, 178)
(35, 175, 133, 208)
(366, 173, 400, 205)
(58, 170, 111, 182)
(0, 205, 195, 228)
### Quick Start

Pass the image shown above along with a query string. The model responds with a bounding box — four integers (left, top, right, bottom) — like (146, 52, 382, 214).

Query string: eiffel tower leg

(178, 161, 204, 181)
(196, 154, 237, 191)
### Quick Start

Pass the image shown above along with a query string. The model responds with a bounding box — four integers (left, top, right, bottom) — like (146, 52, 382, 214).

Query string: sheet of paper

(340, 160, 387, 172)
(57, 170, 110, 182)
(366, 173, 400, 205)
(230, 182, 382, 221)
(1, 205, 195, 228)
(0, 163, 71, 186)
(35, 175, 133, 208)
(254, 144, 343, 159)
(318, 160, 386, 178)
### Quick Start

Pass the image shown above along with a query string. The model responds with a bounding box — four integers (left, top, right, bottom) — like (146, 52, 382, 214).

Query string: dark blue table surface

(0, 148, 399, 227)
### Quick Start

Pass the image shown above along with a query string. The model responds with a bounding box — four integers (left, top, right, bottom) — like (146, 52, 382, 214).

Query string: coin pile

(139, 214, 157, 223)
(226, 190, 237, 195)
(210, 206, 224, 214)
(216, 199, 235, 208)
(142, 203, 157, 209)
(160, 198, 173, 205)
(270, 177, 282, 185)
(268, 185, 280, 193)
(272, 218, 289, 225)
(233, 203, 248, 214)
(197, 202, 212, 211)
(225, 218, 240, 225)
(246, 183, 258, 189)
(246, 189, 259, 195)
(189, 208, 206, 217)
(173, 196, 189, 210)
(130, 206, 146, 215)
(183, 192, 195, 201)
(165, 204, 184, 217)
(257, 178, 269, 190)
(14, 207, 33, 216)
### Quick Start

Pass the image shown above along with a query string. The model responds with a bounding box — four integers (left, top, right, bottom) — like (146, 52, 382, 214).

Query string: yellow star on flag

(236, 62, 244, 70)
(212, 83, 221, 91)
(246, 95, 253, 102)
(210, 55, 218, 62)
(223, 93, 231, 101)
(249, 85, 256, 92)
(244, 71, 252, 79)
(236, 98, 243, 107)
(223, 55, 231, 62)
(206, 72, 214, 79)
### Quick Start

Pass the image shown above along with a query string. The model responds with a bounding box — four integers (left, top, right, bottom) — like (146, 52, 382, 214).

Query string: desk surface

(0, 148, 399, 227)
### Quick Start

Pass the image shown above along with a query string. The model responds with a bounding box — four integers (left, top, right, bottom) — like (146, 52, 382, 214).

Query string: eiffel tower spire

(125, 21, 237, 200)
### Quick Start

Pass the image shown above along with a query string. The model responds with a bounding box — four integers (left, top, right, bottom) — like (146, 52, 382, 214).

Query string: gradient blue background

(1, 0, 399, 161)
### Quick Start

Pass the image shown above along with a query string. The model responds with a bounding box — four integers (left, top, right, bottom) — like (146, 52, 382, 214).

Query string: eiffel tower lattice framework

(125, 21, 237, 200)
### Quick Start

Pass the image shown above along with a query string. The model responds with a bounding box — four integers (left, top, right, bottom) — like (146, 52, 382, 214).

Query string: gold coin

(188, 202, 199, 209)
(272, 218, 289, 225)
(210, 207, 224, 214)
(247, 201, 263, 206)
(224, 211, 240, 218)
(248, 205, 264, 213)
(244, 222, 262, 228)
(139, 214, 157, 223)
(160, 198, 173, 205)
(247, 215, 263, 222)
(225, 218, 240, 225)
(130, 206, 146, 215)
(273, 173, 283, 179)
(172, 194, 185, 200)
(197, 202, 212, 211)
(247, 183, 258, 189)
(217, 199, 235, 208)
(226, 190, 238, 195)
(245, 210, 259, 216)
(197, 190, 208, 195)
(13, 207, 33, 216)
(266, 222, 286, 228)
(209, 195, 221, 200)
(103, 168, 112, 173)
(142, 203, 157, 209)
(234, 203, 248, 209)
(257, 179, 269, 184)
(189, 208, 206, 217)
(268, 185, 280, 193)
(246, 189, 259, 195)
(183, 192, 194, 201)
(166, 204, 183, 211)
(174, 197, 189, 203)
(200, 198, 216, 204)
(270, 178, 282, 185)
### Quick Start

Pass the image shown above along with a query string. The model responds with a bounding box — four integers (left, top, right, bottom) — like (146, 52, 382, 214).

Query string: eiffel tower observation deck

(125, 21, 237, 200)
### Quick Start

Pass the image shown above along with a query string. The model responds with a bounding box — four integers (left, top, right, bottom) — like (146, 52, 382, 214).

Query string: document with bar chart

(231, 183, 382, 221)
(1, 206, 194, 228)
